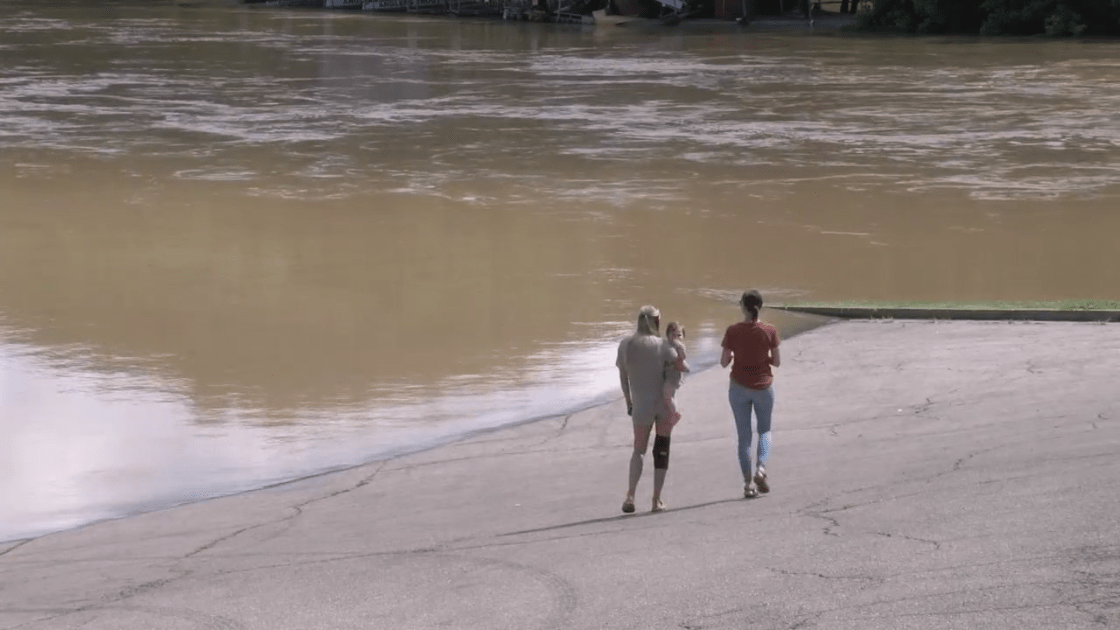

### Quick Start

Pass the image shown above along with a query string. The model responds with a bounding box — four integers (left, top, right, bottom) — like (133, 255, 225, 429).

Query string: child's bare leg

(663, 383, 681, 425)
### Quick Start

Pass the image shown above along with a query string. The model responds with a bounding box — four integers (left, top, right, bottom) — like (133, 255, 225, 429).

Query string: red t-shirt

(721, 321, 780, 390)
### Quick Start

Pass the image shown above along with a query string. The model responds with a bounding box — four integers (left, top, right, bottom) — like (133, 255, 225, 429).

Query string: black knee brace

(653, 435, 671, 470)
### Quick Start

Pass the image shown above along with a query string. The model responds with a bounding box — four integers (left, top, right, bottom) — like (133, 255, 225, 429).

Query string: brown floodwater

(1, 0, 1118, 540)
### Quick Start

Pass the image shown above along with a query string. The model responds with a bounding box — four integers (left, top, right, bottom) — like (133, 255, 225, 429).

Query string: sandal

(622, 496, 635, 514)
(754, 470, 770, 494)
(744, 484, 759, 499)
(651, 499, 667, 513)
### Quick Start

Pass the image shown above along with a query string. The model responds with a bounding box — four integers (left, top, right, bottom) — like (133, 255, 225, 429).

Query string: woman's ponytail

(741, 290, 763, 322)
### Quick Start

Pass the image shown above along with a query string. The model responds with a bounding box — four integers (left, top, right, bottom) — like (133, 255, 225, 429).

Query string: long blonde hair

(636, 305, 660, 335)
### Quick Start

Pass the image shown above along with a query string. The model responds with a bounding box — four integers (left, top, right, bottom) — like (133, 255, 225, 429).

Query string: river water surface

(2, 0, 1118, 541)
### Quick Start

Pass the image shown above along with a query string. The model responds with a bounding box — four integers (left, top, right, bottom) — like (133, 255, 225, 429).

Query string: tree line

(856, 0, 1120, 35)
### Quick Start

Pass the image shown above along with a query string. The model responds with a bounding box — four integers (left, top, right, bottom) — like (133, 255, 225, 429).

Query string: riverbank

(773, 299, 1120, 322)
(4, 319, 1117, 629)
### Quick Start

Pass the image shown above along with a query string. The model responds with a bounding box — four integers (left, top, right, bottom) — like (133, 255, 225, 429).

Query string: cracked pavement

(2, 320, 1118, 629)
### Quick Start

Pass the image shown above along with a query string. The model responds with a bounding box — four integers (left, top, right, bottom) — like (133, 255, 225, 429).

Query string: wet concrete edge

(772, 305, 1120, 322)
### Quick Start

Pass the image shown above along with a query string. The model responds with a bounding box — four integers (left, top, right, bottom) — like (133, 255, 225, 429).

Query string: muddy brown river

(1, 0, 1118, 540)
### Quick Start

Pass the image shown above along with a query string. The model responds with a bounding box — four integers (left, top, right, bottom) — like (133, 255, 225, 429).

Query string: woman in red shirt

(720, 290, 781, 499)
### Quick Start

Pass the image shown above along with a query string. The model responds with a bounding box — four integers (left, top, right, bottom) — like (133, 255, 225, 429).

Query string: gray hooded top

(616, 305, 677, 415)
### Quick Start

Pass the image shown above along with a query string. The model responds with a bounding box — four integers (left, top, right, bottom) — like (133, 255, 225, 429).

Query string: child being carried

(664, 321, 691, 427)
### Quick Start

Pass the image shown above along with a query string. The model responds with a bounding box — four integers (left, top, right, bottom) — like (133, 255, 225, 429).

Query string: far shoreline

(240, 3, 1120, 38)
(773, 299, 1120, 322)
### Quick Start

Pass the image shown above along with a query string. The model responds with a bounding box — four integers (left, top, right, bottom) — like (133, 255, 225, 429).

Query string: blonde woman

(617, 305, 678, 513)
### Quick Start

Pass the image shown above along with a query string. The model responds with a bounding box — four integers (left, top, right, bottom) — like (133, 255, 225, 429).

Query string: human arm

(618, 367, 632, 415)
(673, 341, 690, 373)
(769, 328, 781, 368)
(720, 326, 733, 368)
(617, 339, 632, 415)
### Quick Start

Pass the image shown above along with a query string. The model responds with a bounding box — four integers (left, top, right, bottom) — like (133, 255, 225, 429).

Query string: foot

(651, 499, 667, 512)
(744, 484, 759, 499)
(622, 496, 635, 513)
(754, 469, 770, 494)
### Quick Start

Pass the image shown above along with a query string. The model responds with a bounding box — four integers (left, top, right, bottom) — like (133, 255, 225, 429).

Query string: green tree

(859, 0, 1120, 34)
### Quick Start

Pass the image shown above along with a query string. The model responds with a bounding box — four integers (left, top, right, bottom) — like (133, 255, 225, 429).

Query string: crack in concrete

(798, 506, 841, 537)
(0, 539, 32, 558)
(910, 397, 935, 415)
(106, 569, 192, 603)
(794, 488, 954, 543)
(181, 462, 387, 560)
(951, 446, 1000, 472)
(838, 601, 1073, 621)
(875, 530, 942, 550)
(788, 612, 826, 630)
(535, 413, 574, 446)
(767, 566, 878, 582)
(8, 568, 195, 630)
(101, 604, 248, 630)
(288, 461, 386, 515)
(912, 443, 1008, 487)
(185, 525, 259, 559)
(386, 444, 569, 472)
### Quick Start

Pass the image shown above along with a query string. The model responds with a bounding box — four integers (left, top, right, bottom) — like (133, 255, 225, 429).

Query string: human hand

(627, 403, 633, 416)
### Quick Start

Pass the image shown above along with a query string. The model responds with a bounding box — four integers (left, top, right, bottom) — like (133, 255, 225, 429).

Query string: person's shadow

(498, 497, 753, 537)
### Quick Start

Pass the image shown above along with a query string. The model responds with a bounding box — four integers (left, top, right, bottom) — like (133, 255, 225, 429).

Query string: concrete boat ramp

(2, 319, 1118, 629)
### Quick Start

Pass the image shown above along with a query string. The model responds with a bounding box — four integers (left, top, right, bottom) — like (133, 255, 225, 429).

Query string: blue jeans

(729, 381, 774, 481)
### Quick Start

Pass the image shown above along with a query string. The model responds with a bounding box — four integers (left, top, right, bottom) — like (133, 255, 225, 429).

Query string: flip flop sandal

(651, 500, 667, 513)
(622, 497, 636, 513)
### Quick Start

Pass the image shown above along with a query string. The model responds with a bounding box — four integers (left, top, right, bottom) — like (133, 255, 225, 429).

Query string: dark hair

(740, 290, 763, 321)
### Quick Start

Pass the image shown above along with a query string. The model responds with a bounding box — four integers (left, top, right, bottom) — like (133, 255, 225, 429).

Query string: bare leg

(626, 423, 653, 508)
(627, 451, 643, 501)
(651, 415, 673, 510)
(663, 383, 681, 425)
(652, 468, 667, 508)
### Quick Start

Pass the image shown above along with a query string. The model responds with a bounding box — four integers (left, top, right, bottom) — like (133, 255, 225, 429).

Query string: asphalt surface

(2, 319, 1118, 630)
